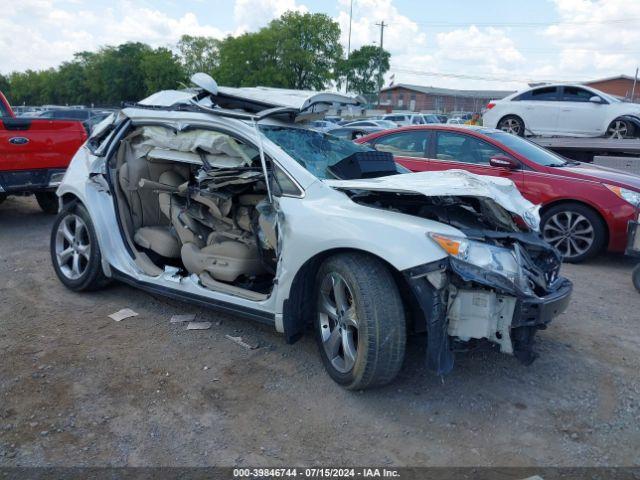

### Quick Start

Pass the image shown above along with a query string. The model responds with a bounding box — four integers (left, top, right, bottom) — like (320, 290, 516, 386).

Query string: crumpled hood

(324, 169, 540, 230)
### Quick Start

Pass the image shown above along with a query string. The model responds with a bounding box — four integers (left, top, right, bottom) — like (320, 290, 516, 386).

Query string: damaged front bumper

(403, 258, 572, 376)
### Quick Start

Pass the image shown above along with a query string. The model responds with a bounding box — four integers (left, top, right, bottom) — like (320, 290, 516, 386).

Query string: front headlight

(429, 233, 524, 287)
(605, 184, 640, 208)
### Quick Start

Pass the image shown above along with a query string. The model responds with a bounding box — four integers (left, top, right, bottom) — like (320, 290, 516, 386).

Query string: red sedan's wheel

(541, 203, 606, 263)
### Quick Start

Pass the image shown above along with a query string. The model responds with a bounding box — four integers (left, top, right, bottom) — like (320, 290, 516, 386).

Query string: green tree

(0, 74, 9, 95)
(83, 42, 152, 105)
(141, 47, 185, 93)
(215, 29, 282, 87)
(270, 11, 343, 90)
(8, 70, 56, 105)
(177, 35, 220, 77)
(55, 60, 90, 105)
(215, 11, 343, 90)
(337, 45, 391, 95)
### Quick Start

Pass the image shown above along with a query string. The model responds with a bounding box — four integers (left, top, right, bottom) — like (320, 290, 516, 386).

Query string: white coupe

(483, 84, 640, 139)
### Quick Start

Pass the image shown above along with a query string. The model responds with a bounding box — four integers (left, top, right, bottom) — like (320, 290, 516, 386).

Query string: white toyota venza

(483, 84, 640, 139)
(50, 74, 573, 389)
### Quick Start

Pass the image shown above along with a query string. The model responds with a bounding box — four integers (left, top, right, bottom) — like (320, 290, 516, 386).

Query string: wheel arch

(539, 198, 610, 249)
(281, 247, 415, 344)
(55, 192, 113, 278)
(606, 115, 640, 136)
(60, 192, 81, 209)
(497, 113, 524, 125)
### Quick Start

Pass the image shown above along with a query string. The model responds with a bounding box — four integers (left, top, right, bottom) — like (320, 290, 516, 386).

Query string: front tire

(541, 203, 606, 263)
(497, 115, 525, 136)
(314, 253, 406, 390)
(35, 192, 59, 214)
(50, 203, 110, 291)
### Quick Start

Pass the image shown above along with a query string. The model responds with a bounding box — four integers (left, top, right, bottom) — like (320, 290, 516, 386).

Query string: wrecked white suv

(50, 74, 572, 389)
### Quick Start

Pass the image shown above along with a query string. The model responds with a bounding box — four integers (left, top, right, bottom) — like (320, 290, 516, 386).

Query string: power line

(391, 17, 640, 28)
(399, 45, 640, 54)
(389, 66, 579, 85)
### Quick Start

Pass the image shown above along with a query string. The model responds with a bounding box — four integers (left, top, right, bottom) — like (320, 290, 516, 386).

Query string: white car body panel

(483, 83, 640, 137)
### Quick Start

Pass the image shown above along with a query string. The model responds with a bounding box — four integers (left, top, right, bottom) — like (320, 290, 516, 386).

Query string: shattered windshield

(260, 125, 380, 179)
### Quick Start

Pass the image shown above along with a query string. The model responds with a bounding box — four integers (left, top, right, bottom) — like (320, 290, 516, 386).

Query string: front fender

(273, 183, 457, 332)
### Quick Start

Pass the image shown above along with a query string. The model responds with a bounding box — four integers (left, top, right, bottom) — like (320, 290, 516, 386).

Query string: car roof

(138, 87, 363, 117)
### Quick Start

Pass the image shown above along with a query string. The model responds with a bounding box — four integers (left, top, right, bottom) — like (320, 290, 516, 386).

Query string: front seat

(118, 155, 188, 258)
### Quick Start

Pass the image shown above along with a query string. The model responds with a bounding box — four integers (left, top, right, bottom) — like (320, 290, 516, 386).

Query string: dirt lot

(1, 195, 639, 467)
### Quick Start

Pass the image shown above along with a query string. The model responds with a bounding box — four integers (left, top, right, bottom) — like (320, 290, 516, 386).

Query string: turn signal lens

(430, 233, 462, 256)
(605, 184, 623, 197)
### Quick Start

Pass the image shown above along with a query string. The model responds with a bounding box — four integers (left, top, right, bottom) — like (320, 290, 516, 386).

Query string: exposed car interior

(109, 126, 278, 300)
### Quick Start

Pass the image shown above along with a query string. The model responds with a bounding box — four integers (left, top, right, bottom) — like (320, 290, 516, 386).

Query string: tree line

(0, 11, 390, 107)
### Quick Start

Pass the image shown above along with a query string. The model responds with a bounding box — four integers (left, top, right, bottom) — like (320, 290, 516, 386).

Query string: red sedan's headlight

(605, 184, 640, 208)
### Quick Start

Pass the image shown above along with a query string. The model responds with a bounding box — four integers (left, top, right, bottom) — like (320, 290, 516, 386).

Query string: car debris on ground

(186, 321, 212, 330)
(225, 334, 259, 350)
(108, 308, 139, 322)
(170, 313, 196, 323)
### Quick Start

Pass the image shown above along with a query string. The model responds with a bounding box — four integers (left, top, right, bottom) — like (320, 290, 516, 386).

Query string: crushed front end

(338, 174, 573, 375)
(403, 230, 572, 375)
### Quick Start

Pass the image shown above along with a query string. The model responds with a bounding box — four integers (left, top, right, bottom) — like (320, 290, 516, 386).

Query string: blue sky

(1, 0, 638, 90)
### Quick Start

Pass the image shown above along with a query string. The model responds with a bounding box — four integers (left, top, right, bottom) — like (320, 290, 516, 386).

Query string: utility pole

(632, 67, 638, 103)
(375, 20, 387, 106)
(345, 0, 353, 93)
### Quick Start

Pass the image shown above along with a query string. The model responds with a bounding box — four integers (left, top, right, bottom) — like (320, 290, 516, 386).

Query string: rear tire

(0, 193, 6, 205)
(633, 265, 640, 292)
(35, 192, 59, 214)
(541, 203, 606, 263)
(314, 253, 406, 390)
(497, 115, 525, 136)
(50, 203, 110, 291)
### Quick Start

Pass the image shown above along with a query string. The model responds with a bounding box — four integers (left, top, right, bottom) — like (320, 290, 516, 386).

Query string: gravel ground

(1, 195, 639, 467)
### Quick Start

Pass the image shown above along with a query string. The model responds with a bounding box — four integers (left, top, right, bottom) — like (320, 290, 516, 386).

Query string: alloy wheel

(55, 214, 91, 280)
(607, 120, 629, 139)
(499, 118, 521, 135)
(317, 272, 359, 373)
(542, 211, 594, 259)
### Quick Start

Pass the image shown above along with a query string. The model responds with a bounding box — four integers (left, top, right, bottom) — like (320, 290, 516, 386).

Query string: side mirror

(489, 155, 519, 169)
(589, 95, 603, 104)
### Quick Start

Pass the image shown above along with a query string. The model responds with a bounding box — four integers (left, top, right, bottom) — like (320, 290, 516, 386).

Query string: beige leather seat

(118, 155, 189, 258)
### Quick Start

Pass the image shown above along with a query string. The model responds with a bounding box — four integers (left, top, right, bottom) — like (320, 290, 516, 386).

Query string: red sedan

(356, 125, 640, 262)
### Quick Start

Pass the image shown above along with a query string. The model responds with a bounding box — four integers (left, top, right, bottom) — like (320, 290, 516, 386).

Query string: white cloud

(234, 0, 308, 33)
(435, 27, 524, 65)
(544, 0, 640, 79)
(0, 1, 226, 74)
